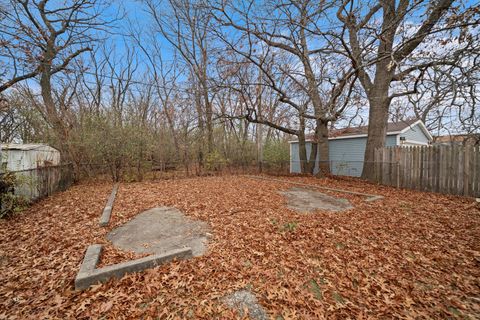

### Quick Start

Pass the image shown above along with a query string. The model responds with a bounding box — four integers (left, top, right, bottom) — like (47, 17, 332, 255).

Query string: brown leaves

(0, 176, 479, 319)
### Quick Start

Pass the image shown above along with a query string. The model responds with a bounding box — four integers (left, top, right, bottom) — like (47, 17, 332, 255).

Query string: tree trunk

(255, 77, 263, 172)
(361, 94, 390, 180)
(360, 24, 395, 180)
(39, 52, 83, 179)
(316, 121, 330, 176)
(297, 131, 308, 174)
(297, 133, 318, 175)
(163, 103, 180, 163)
(298, 12, 330, 177)
(256, 123, 263, 172)
(137, 138, 144, 182)
(202, 81, 214, 153)
(306, 142, 318, 174)
(194, 81, 205, 170)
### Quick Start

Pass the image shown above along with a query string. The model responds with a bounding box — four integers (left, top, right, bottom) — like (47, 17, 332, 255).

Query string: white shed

(1, 144, 62, 201)
(0, 143, 60, 172)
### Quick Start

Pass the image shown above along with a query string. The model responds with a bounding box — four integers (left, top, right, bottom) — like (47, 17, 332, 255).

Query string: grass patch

(308, 279, 323, 300)
(332, 291, 345, 304)
(447, 306, 461, 316)
(335, 242, 346, 250)
(280, 221, 298, 232)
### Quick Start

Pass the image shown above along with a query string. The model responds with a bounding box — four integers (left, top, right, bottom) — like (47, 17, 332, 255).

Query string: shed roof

(292, 119, 429, 142)
(328, 119, 418, 139)
(0, 143, 57, 151)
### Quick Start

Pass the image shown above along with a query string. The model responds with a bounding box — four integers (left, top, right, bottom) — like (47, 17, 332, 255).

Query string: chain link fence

(73, 160, 373, 181)
(74, 160, 293, 181)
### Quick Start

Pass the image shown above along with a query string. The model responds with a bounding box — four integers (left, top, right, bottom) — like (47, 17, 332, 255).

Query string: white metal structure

(0, 144, 62, 201)
(0, 143, 60, 172)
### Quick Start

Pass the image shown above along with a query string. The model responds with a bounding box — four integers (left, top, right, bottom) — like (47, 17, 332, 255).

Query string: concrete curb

(75, 244, 192, 290)
(99, 183, 119, 227)
(246, 175, 384, 202)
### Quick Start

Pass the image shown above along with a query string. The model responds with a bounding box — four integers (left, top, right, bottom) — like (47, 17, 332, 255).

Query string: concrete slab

(75, 244, 192, 290)
(78, 244, 102, 274)
(279, 187, 353, 213)
(99, 183, 119, 227)
(247, 175, 384, 202)
(222, 289, 267, 320)
(107, 207, 210, 257)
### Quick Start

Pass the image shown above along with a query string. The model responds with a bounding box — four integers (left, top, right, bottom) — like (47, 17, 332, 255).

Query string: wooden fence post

(464, 146, 470, 196)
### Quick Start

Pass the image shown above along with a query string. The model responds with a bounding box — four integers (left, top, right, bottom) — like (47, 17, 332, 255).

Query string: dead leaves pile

(0, 175, 479, 319)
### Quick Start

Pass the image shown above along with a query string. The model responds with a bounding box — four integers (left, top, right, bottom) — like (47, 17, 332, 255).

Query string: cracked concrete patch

(107, 207, 210, 257)
(222, 290, 267, 320)
(279, 187, 353, 213)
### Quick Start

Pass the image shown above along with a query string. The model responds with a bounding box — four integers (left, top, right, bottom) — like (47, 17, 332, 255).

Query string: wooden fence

(374, 145, 480, 197)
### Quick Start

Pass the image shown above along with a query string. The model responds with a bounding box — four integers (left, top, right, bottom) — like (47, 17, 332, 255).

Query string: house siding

(290, 135, 397, 176)
(399, 123, 430, 144)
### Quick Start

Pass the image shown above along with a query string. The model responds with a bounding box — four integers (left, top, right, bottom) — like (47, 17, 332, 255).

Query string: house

(0, 143, 61, 200)
(433, 134, 480, 146)
(289, 119, 433, 177)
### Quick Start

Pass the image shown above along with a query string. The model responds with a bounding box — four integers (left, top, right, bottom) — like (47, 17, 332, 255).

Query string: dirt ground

(0, 175, 479, 319)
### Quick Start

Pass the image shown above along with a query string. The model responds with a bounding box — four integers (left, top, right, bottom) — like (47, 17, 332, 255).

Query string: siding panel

(290, 134, 399, 176)
(400, 123, 430, 144)
(290, 142, 301, 173)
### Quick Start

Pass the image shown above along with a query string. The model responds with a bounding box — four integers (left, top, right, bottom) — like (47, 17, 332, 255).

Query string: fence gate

(374, 145, 480, 197)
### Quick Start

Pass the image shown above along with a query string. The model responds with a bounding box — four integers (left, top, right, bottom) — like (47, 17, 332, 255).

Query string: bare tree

(129, 26, 191, 171)
(145, 0, 216, 162)
(0, 0, 113, 92)
(335, 0, 480, 179)
(388, 58, 479, 139)
(216, 50, 317, 172)
(213, 0, 358, 175)
(0, 96, 22, 142)
(0, 0, 116, 168)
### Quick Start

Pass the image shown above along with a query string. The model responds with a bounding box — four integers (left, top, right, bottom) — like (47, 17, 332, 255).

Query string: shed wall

(399, 123, 430, 144)
(1, 147, 60, 171)
(290, 135, 397, 176)
(1, 146, 61, 201)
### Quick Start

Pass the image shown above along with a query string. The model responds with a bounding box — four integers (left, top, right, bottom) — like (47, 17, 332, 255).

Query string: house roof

(0, 143, 54, 151)
(434, 134, 480, 145)
(292, 119, 430, 142)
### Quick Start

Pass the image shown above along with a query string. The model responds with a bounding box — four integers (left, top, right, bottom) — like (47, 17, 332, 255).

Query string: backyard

(0, 175, 479, 319)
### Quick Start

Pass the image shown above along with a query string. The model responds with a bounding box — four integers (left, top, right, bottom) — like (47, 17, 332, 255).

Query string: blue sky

(4, 0, 476, 134)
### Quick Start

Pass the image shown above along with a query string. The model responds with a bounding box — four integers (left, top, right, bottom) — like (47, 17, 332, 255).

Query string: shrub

(0, 172, 28, 218)
(263, 140, 289, 167)
(204, 150, 228, 171)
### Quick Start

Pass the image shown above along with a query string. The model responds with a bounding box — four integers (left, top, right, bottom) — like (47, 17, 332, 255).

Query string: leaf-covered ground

(0, 175, 479, 319)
